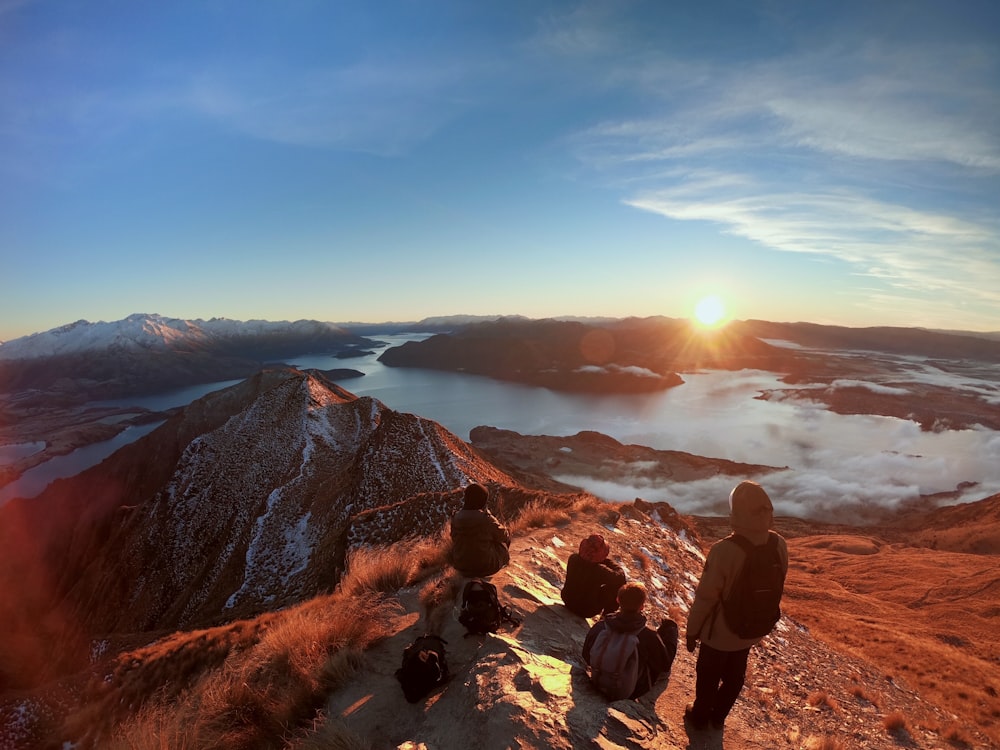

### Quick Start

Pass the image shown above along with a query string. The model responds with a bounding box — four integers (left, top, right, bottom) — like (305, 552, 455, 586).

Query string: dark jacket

(561, 553, 626, 618)
(583, 610, 671, 699)
(449, 507, 511, 578)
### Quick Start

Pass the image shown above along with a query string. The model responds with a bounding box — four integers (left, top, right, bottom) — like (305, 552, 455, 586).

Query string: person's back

(561, 534, 626, 618)
(583, 582, 677, 700)
(684, 480, 789, 731)
(449, 483, 511, 578)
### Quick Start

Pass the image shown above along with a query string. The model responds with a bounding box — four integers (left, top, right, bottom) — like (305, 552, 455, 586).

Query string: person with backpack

(561, 533, 627, 618)
(583, 581, 678, 701)
(448, 483, 511, 578)
(684, 480, 789, 732)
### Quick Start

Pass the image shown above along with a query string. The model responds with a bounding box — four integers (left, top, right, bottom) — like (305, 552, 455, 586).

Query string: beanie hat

(729, 480, 773, 533)
(579, 534, 610, 563)
(463, 483, 489, 510)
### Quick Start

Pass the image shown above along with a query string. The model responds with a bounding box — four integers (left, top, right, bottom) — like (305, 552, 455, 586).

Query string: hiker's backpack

(588, 624, 641, 701)
(457, 578, 520, 635)
(395, 634, 449, 703)
(720, 531, 786, 639)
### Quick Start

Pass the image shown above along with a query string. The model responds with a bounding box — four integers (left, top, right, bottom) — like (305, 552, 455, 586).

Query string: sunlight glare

(694, 295, 726, 328)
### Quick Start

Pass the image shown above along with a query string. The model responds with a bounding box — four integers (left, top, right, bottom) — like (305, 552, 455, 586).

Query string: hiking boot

(684, 703, 709, 731)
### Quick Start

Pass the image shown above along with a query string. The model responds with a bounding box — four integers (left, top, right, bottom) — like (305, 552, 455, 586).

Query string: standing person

(684, 480, 789, 732)
(448, 483, 511, 578)
(561, 533, 627, 618)
(583, 581, 678, 700)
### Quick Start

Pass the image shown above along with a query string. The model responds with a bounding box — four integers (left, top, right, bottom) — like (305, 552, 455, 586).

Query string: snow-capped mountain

(0, 313, 377, 400)
(0, 313, 368, 360)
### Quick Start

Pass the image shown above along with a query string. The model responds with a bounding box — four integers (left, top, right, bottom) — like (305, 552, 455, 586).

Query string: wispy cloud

(559, 18, 1000, 322)
(182, 60, 472, 156)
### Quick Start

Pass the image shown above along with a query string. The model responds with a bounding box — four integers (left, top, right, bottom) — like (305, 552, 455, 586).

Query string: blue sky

(1, 0, 998, 341)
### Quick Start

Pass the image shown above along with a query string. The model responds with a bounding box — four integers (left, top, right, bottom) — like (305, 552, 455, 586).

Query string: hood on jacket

(605, 610, 647, 634)
(729, 480, 773, 540)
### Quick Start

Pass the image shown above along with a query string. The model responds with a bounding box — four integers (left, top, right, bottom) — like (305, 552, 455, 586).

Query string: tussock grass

(285, 714, 372, 750)
(803, 737, 846, 750)
(507, 494, 619, 536)
(807, 690, 840, 712)
(849, 685, 879, 708)
(883, 710, 909, 733)
(61, 587, 400, 750)
(941, 721, 974, 747)
(508, 499, 572, 534)
(338, 533, 450, 599)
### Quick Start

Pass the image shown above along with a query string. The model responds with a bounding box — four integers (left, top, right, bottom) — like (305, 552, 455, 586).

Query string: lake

(4, 333, 999, 520)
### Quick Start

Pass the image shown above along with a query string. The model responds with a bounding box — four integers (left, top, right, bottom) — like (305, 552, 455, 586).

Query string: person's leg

(657, 619, 679, 675)
(690, 643, 726, 726)
(709, 647, 751, 727)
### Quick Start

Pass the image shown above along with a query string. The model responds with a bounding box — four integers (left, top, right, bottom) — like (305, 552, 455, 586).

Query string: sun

(693, 294, 727, 328)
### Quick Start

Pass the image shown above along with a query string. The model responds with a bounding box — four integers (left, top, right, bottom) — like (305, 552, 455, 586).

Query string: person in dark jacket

(561, 533, 626, 618)
(583, 581, 679, 699)
(448, 483, 511, 578)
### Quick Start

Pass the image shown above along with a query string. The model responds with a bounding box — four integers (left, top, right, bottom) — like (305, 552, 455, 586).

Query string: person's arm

(582, 622, 601, 665)
(487, 511, 510, 546)
(599, 560, 626, 587)
(685, 545, 729, 648)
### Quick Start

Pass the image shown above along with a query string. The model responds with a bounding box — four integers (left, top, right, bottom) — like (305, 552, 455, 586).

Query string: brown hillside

(12, 498, 990, 750)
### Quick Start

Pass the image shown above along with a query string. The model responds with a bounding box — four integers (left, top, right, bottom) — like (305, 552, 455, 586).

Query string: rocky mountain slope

(323, 508, 993, 749)
(0, 367, 518, 686)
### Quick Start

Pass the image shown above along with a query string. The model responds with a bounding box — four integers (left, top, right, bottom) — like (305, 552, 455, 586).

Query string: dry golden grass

(59, 546, 411, 750)
(848, 685, 880, 708)
(803, 737, 846, 750)
(883, 710, 909, 732)
(507, 494, 619, 535)
(783, 537, 1000, 746)
(338, 533, 450, 599)
(806, 690, 839, 712)
(95, 593, 393, 750)
(941, 721, 974, 748)
(508, 499, 572, 534)
(285, 714, 372, 750)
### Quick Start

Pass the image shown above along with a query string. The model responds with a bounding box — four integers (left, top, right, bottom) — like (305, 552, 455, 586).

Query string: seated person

(448, 483, 510, 578)
(583, 582, 679, 700)
(561, 533, 626, 618)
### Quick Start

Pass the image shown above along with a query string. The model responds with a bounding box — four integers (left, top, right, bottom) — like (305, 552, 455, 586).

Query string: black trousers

(691, 643, 751, 726)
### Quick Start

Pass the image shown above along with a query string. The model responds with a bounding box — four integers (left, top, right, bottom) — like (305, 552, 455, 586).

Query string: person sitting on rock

(448, 483, 511, 578)
(583, 581, 679, 700)
(560, 533, 627, 618)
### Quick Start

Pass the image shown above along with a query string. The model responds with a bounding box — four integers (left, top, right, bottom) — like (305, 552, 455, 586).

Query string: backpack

(720, 532, 785, 639)
(588, 623, 641, 700)
(395, 634, 449, 703)
(457, 579, 521, 635)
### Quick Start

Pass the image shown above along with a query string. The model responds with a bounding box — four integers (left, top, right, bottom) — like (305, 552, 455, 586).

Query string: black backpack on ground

(457, 578, 521, 635)
(721, 531, 785, 639)
(395, 634, 449, 703)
